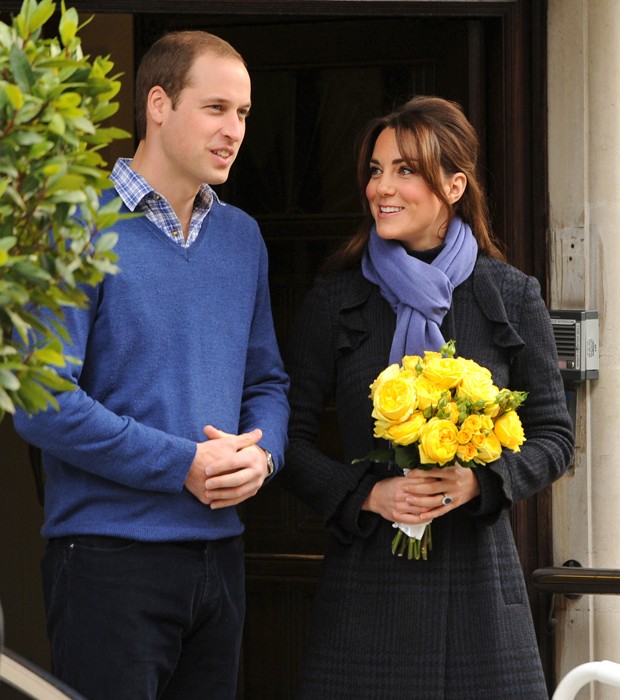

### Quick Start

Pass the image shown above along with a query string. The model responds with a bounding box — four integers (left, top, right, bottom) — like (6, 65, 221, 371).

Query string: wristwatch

(263, 449, 275, 476)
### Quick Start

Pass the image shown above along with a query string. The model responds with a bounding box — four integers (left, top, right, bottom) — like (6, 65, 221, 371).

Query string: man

(13, 31, 289, 700)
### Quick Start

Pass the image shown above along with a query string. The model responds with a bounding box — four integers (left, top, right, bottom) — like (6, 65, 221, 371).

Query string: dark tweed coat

(278, 254, 575, 700)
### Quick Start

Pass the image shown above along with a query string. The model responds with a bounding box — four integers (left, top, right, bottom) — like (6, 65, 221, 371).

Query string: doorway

(135, 6, 550, 696)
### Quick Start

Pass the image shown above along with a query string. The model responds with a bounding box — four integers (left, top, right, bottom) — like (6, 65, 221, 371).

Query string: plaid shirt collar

(110, 158, 218, 247)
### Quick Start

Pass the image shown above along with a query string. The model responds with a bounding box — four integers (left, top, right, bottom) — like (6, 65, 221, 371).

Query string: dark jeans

(42, 535, 245, 700)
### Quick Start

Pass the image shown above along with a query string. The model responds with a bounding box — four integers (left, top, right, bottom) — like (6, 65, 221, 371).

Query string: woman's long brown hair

(323, 95, 505, 273)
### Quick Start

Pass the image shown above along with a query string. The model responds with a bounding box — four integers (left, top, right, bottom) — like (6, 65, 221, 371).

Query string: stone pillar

(586, 3, 620, 692)
(549, 0, 620, 697)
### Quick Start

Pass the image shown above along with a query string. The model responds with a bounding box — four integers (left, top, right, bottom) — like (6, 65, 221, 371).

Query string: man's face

(158, 52, 251, 189)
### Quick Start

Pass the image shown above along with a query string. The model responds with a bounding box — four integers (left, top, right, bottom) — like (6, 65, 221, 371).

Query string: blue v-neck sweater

(13, 194, 290, 541)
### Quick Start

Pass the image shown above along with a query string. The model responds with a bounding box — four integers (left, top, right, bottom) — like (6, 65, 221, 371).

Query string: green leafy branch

(0, 0, 132, 420)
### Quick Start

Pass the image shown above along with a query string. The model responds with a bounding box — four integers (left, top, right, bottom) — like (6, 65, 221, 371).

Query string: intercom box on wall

(549, 309, 599, 383)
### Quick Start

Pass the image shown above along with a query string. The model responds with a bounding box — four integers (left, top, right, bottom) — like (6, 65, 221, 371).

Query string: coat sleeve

(479, 273, 575, 518)
(277, 278, 383, 543)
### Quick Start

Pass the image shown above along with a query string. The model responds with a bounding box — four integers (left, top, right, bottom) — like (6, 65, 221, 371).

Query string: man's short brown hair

(134, 31, 245, 141)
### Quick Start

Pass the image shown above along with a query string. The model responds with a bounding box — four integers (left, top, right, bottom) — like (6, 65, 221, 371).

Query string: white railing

(0, 648, 86, 700)
(552, 661, 620, 700)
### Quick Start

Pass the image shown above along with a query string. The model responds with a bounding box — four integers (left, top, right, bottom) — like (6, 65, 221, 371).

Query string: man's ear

(446, 172, 467, 204)
(146, 86, 168, 127)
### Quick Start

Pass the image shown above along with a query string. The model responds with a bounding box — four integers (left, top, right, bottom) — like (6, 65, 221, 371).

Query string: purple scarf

(361, 216, 478, 364)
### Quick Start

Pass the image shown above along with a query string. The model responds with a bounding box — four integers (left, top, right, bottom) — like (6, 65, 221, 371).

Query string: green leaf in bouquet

(352, 447, 394, 464)
(393, 445, 419, 470)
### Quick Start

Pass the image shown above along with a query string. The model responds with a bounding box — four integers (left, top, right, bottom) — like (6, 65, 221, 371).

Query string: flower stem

(421, 525, 432, 560)
(391, 524, 434, 560)
(391, 529, 404, 555)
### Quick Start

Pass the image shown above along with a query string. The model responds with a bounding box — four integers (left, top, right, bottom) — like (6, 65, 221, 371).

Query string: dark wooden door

(138, 3, 550, 697)
(0, 0, 549, 695)
(216, 16, 483, 699)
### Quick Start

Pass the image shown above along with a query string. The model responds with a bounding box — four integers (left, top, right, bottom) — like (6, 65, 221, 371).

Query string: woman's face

(365, 127, 455, 251)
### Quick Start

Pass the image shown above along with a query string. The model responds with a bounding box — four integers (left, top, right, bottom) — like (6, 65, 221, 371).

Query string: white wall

(549, 1, 620, 697)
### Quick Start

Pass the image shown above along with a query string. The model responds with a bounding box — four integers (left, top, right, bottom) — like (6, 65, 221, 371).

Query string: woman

(279, 96, 574, 699)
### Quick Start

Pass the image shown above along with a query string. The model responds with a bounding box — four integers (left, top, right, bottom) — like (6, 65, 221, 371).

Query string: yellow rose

(402, 355, 424, 374)
(485, 403, 501, 418)
(386, 411, 427, 446)
(369, 363, 401, 398)
(494, 411, 526, 452)
(457, 428, 473, 445)
(458, 357, 492, 378)
(470, 432, 485, 447)
(422, 356, 464, 390)
(373, 419, 391, 441)
(457, 363, 499, 407)
(479, 414, 494, 432)
(461, 414, 483, 433)
(457, 414, 481, 445)
(371, 370, 418, 423)
(441, 401, 460, 424)
(473, 431, 502, 464)
(414, 375, 445, 412)
(418, 417, 458, 466)
(457, 442, 478, 463)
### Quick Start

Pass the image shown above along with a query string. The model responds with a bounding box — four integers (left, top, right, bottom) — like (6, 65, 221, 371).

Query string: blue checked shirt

(110, 158, 217, 248)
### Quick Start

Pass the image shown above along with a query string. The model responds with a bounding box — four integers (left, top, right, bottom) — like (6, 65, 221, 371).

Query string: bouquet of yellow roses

(355, 340, 527, 560)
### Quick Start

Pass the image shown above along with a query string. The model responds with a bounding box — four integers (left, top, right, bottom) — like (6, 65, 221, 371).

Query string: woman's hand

(362, 473, 439, 523)
(362, 464, 480, 524)
(404, 464, 481, 521)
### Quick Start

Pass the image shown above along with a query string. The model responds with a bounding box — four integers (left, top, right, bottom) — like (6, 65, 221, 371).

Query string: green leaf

(90, 257, 118, 276)
(54, 91, 82, 110)
(0, 21, 14, 49)
(9, 45, 36, 92)
(0, 367, 21, 391)
(6, 308, 31, 345)
(0, 236, 17, 250)
(28, 0, 57, 33)
(31, 366, 75, 392)
(92, 102, 119, 122)
(0, 0, 127, 424)
(14, 131, 45, 148)
(13, 98, 45, 124)
(13, 260, 52, 283)
(394, 446, 419, 470)
(351, 448, 394, 464)
(49, 189, 87, 204)
(47, 173, 86, 193)
(70, 116, 96, 134)
(5, 83, 25, 110)
(59, 7, 80, 47)
(0, 386, 15, 415)
(29, 139, 55, 159)
(86, 126, 131, 143)
(32, 346, 67, 367)
(94, 232, 118, 253)
(48, 112, 66, 135)
(17, 377, 59, 413)
(97, 196, 124, 215)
